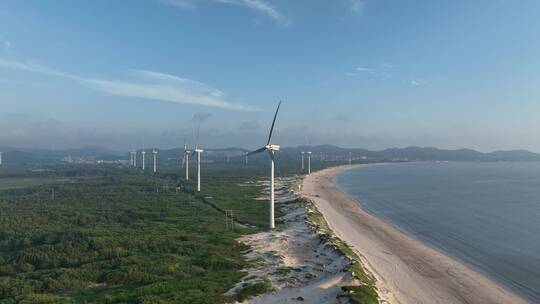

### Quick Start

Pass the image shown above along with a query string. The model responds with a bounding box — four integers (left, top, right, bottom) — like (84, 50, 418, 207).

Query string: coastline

(301, 165, 530, 304)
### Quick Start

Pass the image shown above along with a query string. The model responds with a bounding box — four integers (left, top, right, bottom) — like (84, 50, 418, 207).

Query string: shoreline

(301, 165, 530, 304)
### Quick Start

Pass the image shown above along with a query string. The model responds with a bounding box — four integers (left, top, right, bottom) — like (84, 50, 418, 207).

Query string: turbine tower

(182, 143, 191, 180)
(152, 148, 158, 174)
(246, 101, 282, 229)
(133, 149, 137, 167)
(194, 144, 204, 192)
(301, 151, 305, 170)
(141, 148, 146, 170)
(307, 151, 312, 174)
(130, 149, 134, 166)
(191, 126, 203, 192)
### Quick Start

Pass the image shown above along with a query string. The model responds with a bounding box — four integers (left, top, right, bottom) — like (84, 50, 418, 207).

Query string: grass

(302, 198, 379, 304)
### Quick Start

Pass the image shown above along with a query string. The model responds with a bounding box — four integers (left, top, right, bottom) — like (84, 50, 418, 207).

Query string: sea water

(334, 162, 540, 303)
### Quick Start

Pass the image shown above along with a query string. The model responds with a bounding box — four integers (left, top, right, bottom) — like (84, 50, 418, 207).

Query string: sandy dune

(229, 200, 354, 304)
(301, 165, 530, 304)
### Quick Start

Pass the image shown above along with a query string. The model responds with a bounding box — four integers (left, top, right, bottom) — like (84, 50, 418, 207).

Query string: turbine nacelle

(266, 144, 280, 151)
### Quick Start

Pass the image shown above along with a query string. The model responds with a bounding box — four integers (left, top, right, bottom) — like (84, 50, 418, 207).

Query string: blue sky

(1, 0, 540, 151)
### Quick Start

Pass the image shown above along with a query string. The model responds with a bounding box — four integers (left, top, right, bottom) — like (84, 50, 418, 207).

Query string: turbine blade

(247, 147, 267, 157)
(267, 100, 282, 145)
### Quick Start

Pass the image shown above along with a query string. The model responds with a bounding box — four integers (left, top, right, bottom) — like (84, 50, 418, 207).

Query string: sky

(1, 0, 540, 152)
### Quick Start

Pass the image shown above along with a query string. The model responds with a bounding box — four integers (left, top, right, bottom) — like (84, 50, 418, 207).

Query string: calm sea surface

(334, 162, 540, 303)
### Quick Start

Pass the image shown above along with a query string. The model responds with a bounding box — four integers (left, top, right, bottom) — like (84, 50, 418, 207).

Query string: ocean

(334, 162, 540, 303)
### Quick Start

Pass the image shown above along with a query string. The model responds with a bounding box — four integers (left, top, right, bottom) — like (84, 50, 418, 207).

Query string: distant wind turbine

(301, 151, 305, 170)
(191, 126, 204, 192)
(141, 148, 146, 170)
(182, 142, 191, 181)
(152, 148, 158, 174)
(246, 101, 282, 229)
(307, 151, 312, 174)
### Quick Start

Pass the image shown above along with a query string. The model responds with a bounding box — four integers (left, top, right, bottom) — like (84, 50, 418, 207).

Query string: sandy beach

(301, 165, 530, 304)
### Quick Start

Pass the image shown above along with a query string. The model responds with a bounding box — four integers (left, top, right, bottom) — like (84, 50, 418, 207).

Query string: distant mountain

(280, 145, 540, 162)
(1, 145, 539, 165)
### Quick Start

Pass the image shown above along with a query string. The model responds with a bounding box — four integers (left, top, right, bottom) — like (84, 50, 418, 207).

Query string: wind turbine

(130, 148, 134, 166)
(133, 149, 137, 167)
(141, 148, 146, 170)
(246, 101, 282, 229)
(182, 142, 191, 180)
(152, 148, 158, 174)
(307, 151, 312, 174)
(191, 126, 204, 192)
(301, 151, 305, 170)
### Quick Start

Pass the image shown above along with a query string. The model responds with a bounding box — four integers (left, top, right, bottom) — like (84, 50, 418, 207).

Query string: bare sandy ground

(228, 176, 356, 304)
(229, 202, 354, 304)
(301, 165, 530, 304)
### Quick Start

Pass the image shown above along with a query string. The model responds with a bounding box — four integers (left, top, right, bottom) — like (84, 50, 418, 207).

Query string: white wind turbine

(182, 142, 191, 181)
(246, 101, 282, 229)
(191, 126, 204, 192)
(301, 151, 305, 170)
(307, 151, 312, 174)
(152, 148, 158, 174)
(130, 148, 134, 166)
(141, 148, 146, 170)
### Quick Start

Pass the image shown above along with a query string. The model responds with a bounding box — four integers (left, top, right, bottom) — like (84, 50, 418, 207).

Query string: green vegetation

(303, 198, 379, 304)
(0, 164, 272, 303)
(0, 177, 73, 190)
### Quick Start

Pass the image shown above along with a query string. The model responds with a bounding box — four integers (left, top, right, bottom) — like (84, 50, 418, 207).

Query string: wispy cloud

(410, 79, 428, 86)
(0, 35, 12, 49)
(161, 0, 287, 26)
(355, 66, 375, 73)
(346, 63, 420, 81)
(0, 59, 254, 111)
(349, 0, 366, 15)
(159, 0, 196, 10)
(216, 0, 285, 23)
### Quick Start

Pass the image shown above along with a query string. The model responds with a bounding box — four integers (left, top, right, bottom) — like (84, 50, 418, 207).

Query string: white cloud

(356, 66, 374, 72)
(349, 0, 366, 15)
(216, 0, 285, 22)
(159, 0, 196, 10)
(161, 0, 287, 26)
(0, 58, 254, 111)
(346, 66, 375, 76)
(0, 35, 12, 49)
(410, 79, 428, 86)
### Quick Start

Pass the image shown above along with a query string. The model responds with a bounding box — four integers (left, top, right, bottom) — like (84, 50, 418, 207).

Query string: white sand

(231, 202, 354, 304)
(301, 165, 530, 304)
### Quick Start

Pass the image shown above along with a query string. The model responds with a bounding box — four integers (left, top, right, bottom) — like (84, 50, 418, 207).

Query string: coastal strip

(301, 165, 529, 304)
